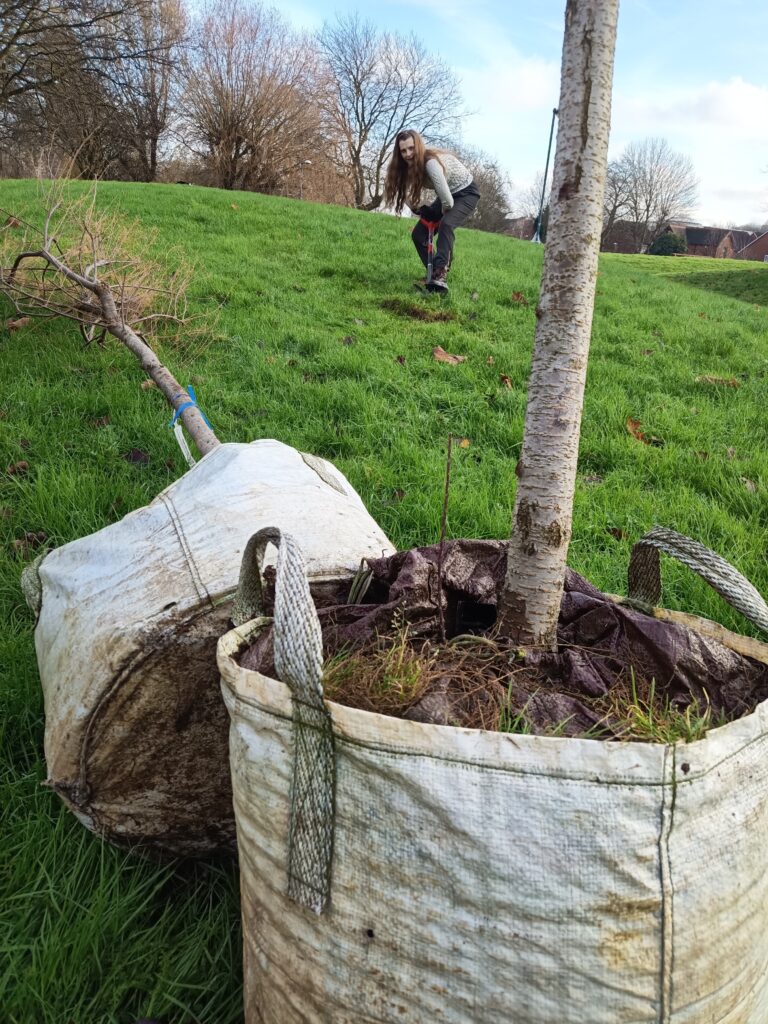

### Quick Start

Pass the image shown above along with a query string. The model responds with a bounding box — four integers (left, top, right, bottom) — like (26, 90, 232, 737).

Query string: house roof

(736, 229, 768, 257)
(684, 226, 727, 246)
(725, 229, 756, 251)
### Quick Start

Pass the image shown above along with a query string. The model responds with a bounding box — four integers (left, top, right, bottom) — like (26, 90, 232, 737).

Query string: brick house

(716, 229, 757, 258)
(504, 216, 536, 240)
(735, 230, 768, 262)
(600, 219, 644, 252)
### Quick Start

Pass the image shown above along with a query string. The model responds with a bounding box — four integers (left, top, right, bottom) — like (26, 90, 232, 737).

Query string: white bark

(498, 0, 619, 647)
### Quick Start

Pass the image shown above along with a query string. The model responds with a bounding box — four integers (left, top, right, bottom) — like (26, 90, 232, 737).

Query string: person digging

(384, 129, 480, 294)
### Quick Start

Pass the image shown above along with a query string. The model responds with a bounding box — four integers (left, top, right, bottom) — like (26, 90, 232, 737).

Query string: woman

(384, 130, 480, 293)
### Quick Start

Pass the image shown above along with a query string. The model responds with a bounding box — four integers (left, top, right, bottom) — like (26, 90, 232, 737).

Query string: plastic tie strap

(169, 386, 212, 469)
(169, 386, 212, 429)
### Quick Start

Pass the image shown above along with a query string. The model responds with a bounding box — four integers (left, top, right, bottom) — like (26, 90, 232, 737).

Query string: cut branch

(0, 196, 220, 457)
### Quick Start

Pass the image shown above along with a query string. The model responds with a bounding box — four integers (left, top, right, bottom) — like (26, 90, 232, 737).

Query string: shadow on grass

(670, 266, 768, 306)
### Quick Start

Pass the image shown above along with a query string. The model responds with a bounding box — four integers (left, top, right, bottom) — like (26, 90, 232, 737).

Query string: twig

(436, 434, 453, 643)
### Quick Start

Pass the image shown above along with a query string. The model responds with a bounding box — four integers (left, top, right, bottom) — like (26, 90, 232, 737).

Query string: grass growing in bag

(241, 539, 768, 743)
(323, 627, 727, 742)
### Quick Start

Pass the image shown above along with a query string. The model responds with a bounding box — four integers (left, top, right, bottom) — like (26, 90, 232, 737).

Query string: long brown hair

(384, 130, 445, 214)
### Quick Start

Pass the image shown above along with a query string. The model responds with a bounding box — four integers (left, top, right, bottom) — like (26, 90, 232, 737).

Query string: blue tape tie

(169, 386, 212, 429)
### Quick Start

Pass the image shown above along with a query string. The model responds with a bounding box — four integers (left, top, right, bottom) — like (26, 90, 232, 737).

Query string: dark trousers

(411, 182, 481, 272)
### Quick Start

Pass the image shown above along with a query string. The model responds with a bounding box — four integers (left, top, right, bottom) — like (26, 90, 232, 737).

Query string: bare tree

(452, 146, 513, 233)
(600, 156, 632, 247)
(0, 0, 167, 152)
(0, 186, 218, 456)
(511, 170, 552, 240)
(606, 137, 698, 252)
(99, 0, 187, 182)
(316, 13, 464, 210)
(498, 0, 620, 647)
(178, 0, 320, 193)
(511, 171, 544, 217)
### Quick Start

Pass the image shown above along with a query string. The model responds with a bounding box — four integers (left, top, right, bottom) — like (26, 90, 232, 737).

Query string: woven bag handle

(627, 525, 768, 634)
(233, 527, 334, 914)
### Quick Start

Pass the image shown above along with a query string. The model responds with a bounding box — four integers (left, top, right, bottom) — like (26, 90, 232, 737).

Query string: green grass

(1, 179, 767, 1021)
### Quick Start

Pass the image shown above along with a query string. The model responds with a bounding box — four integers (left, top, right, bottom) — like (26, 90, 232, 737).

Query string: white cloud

(614, 77, 768, 144)
(610, 77, 768, 224)
(453, 54, 561, 189)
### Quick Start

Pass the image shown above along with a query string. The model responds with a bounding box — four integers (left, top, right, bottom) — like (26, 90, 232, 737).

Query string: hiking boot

(426, 266, 448, 293)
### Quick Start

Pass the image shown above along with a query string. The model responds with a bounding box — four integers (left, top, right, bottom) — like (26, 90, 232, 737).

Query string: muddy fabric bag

(24, 440, 394, 856)
(220, 527, 768, 1024)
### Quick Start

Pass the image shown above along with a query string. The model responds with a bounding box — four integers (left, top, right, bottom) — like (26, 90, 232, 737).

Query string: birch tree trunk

(497, 0, 620, 647)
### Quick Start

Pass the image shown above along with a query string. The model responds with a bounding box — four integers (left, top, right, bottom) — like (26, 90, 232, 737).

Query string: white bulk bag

(26, 440, 394, 856)
(220, 528, 768, 1024)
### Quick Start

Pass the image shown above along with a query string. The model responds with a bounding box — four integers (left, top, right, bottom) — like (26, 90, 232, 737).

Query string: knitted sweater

(421, 153, 473, 210)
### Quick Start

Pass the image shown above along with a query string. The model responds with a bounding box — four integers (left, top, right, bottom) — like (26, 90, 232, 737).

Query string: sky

(281, 0, 768, 228)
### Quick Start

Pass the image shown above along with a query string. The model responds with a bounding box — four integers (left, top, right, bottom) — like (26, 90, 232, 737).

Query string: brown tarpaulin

(242, 540, 768, 736)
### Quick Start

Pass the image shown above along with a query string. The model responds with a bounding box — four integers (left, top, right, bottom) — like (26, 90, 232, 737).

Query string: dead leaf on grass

(12, 530, 47, 557)
(726, 447, 737, 459)
(471, 291, 479, 302)
(695, 451, 710, 461)
(6, 316, 30, 331)
(6, 460, 29, 475)
(340, 335, 356, 346)
(458, 438, 471, 448)
(4, 216, 21, 227)
(641, 348, 655, 356)
(122, 448, 150, 465)
(90, 415, 111, 429)
(486, 356, 494, 365)
(499, 374, 513, 389)
(140, 379, 156, 390)
(382, 487, 406, 507)
(230, 203, 238, 210)
(626, 417, 664, 447)
(607, 527, 627, 540)
(511, 291, 529, 306)
(353, 318, 365, 325)
(433, 345, 466, 365)
(396, 355, 406, 365)
(695, 374, 741, 388)
(741, 477, 758, 493)
(581, 474, 604, 485)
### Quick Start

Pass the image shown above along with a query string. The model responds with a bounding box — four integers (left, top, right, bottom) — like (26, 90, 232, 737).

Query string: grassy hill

(1, 180, 767, 1021)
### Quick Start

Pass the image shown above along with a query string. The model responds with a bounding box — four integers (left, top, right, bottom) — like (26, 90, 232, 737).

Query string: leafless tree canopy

(602, 137, 699, 252)
(453, 146, 514, 233)
(179, 0, 320, 192)
(316, 13, 464, 210)
(1, 0, 185, 181)
(1, 0, 493, 208)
